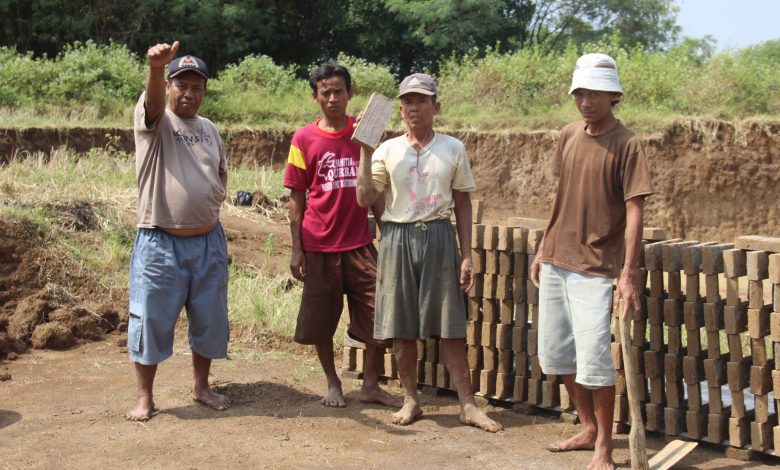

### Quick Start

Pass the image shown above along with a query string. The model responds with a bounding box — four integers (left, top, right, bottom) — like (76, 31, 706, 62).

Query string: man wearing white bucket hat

(530, 53, 653, 470)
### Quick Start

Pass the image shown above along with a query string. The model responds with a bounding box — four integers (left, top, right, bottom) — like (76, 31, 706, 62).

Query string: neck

(406, 126, 435, 150)
(585, 113, 617, 136)
(318, 114, 348, 132)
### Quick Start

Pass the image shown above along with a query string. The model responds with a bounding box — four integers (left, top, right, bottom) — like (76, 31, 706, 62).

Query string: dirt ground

(0, 212, 774, 469)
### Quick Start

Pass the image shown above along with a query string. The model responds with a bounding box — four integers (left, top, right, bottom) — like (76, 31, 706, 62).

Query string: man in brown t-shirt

(530, 53, 653, 470)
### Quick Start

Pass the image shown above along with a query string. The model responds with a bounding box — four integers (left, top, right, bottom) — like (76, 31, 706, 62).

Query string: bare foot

(459, 403, 502, 432)
(126, 396, 157, 421)
(547, 429, 597, 452)
(391, 400, 422, 425)
(586, 449, 615, 470)
(359, 386, 404, 408)
(321, 383, 346, 408)
(192, 388, 230, 411)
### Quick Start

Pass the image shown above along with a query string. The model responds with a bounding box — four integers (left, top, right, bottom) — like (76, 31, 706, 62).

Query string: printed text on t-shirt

(317, 151, 358, 192)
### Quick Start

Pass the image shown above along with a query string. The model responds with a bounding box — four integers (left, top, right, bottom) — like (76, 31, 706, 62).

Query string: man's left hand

(615, 274, 640, 313)
(459, 258, 475, 293)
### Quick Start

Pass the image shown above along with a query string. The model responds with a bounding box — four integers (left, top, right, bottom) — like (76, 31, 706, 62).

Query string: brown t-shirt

(133, 92, 227, 229)
(538, 121, 653, 278)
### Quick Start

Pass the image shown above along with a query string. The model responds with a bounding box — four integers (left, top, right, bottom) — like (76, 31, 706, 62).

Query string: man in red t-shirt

(284, 63, 402, 409)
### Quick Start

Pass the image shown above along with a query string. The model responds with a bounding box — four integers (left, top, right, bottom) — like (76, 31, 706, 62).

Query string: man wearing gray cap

(127, 41, 230, 421)
(356, 73, 502, 432)
(530, 53, 653, 469)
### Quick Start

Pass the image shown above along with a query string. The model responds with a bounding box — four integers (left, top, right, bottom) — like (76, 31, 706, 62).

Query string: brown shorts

(294, 244, 390, 348)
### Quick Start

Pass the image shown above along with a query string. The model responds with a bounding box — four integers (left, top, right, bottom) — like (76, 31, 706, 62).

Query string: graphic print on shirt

(317, 151, 358, 192)
(406, 164, 442, 218)
(172, 125, 213, 147)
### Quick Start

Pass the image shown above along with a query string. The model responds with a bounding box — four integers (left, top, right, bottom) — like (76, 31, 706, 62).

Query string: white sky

(675, 0, 780, 50)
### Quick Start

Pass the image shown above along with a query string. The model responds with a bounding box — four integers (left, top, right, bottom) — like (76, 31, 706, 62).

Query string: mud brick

(750, 365, 772, 395)
(495, 324, 512, 350)
(775, 284, 780, 312)
(687, 382, 703, 410)
(683, 356, 704, 384)
(727, 359, 751, 391)
(647, 297, 665, 324)
(426, 338, 438, 363)
(634, 268, 649, 297)
(541, 380, 560, 408)
(704, 357, 727, 386)
(700, 243, 732, 274)
(527, 229, 544, 254)
(342, 347, 357, 370)
(685, 274, 701, 301)
(471, 199, 484, 224)
(731, 389, 747, 418)
(632, 319, 647, 348)
(526, 278, 538, 305)
(496, 372, 513, 398)
(649, 271, 665, 298)
(667, 271, 683, 299)
(423, 361, 435, 386)
(751, 421, 773, 452)
(482, 299, 497, 322)
(686, 328, 703, 357)
(643, 227, 667, 241)
(467, 297, 481, 321)
(612, 342, 623, 370)
(706, 330, 722, 359)
(512, 375, 527, 401)
(560, 384, 574, 410)
(773, 370, 780, 394)
(355, 348, 366, 372)
(471, 224, 485, 248)
(527, 328, 538, 355)
(485, 250, 499, 274)
(683, 301, 704, 329)
(515, 351, 529, 376)
(497, 349, 512, 374)
(468, 273, 483, 298)
(708, 386, 725, 414)
(722, 248, 746, 278)
(466, 321, 482, 346)
(497, 251, 513, 275)
(483, 225, 498, 250)
(664, 299, 684, 326)
(704, 274, 720, 303)
(746, 250, 769, 281)
(384, 353, 397, 378)
(645, 239, 680, 271)
(469, 368, 480, 391)
(496, 226, 512, 251)
(727, 333, 744, 361)
(436, 363, 449, 389)
(769, 253, 780, 284)
(512, 277, 526, 303)
(513, 252, 528, 277)
(725, 277, 741, 306)
(630, 346, 644, 372)
(649, 377, 666, 405)
(724, 302, 748, 334)
(511, 326, 528, 352)
(754, 393, 775, 424)
(686, 409, 707, 439)
(417, 340, 426, 361)
(664, 407, 684, 436)
(703, 301, 724, 331)
(748, 305, 771, 339)
(665, 353, 684, 382)
(496, 275, 512, 300)
(667, 326, 682, 355)
(748, 280, 765, 309)
(751, 337, 769, 366)
(530, 354, 543, 379)
(484, 273, 498, 298)
(482, 346, 497, 371)
(649, 324, 664, 351)
(467, 345, 481, 369)
(498, 299, 513, 324)
(471, 249, 485, 274)
(511, 227, 528, 254)
(527, 378, 543, 404)
(479, 370, 496, 396)
(614, 394, 629, 422)
(729, 417, 750, 447)
(615, 371, 627, 395)
(663, 241, 698, 272)
(646, 403, 665, 431)
(707, 414, 727, 444)
(634, 373, 648, 402)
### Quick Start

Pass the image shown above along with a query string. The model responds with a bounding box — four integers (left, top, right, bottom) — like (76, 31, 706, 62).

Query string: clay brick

(468, 274, 483, 298)
(530, 354, 543, 379)
(466, 321, 481, 346)
(634, 268, 649, 297)
(665, 354, 684, 382)
(513, 375, 527, 402)
(701, 243, 734, 275)
(527, 229, 544, 254)
(704, 356, 727, 386)
(664, 406, 684, 436)
(727, 359, 751, 391)
(748, 280, 765, 309)
(683, 301, 704, 329)
(703, 301, 724, 331)
(484, 274, 497, 299)
(614, 394, 629, 422)
(646, 403, 664, 431)
(483, 225, 498, 250)
(482, 346, 497, 371)
(612, 342, 623, 370)
(754, 393, 774, 424)
(498, 251, 513, 275)
(643, 227, 667, 241)
(704, 274, 720, 303)
(515, 351, 529, 377)
(707, 414, 727, 444)
(649, 270, 665, 298)
(511, 227, 528, 254)
(471, 249, 484, 274)
(511, 326, 527, 352)
(664, 299, 683, 326)
(649, 324, 664, 351)
(498, 299, 513, 324)
(467, 345, 481, 369)
(514, 302, 528, 325)
(683, 356, 704, 384)
(496, 225, 512, 251)
(426, 338, 438, 363)
(724, 302, 748, 334)
(632, 319, 647, 348)
(728, 417, 750, 448)
(436, 363, 449, 389)
(751, 337, 769, 366)
(769, 253, 780, 284)
(667, 271, 682, 299)
(726, 333, 743, 361)
(560, 384, 574, 410)
(722, 247, 746, 278)
(686, 328, 703, 357)
(735, 235, 780, 253)
(663, 240, 698, 272)
(495, 275, 513, 300)
(750, 365, 772, 395)
(482, 299, 497, 322)
(527, 378, 542, 404)
(496, 372, 513, 398)
(384, 353, 397, 378)
(751, 421, 773, 452)
(773, 370, 780, 395)
(498, 349, 512, 374)
(485, 251, 498, 274)
(526, 278, 538, 305)
(731, 389, 747, 418)
(775, 284, 780, 312)
(667, 326, 682, 355)
(467, 297, 481, 321)
(748, 305, 771, 339)
(685, 274, 701, 301)
(355, 348, 366, 372)
(647, 297, 664, 325)
(541, 380, 560, 408)
(644, 350, 664, 379)
(683, 242, 715, 275)
(342, 347, 357, 370)
(527, 328, 538, 355)
(529, 304, 540, 328)
(471, 224, 485, 249)
(471, 199, 484, 224)
(706, 330, 722, 359)
(686, 409, 707, 439)
(469, 368, 480, 391)
(645, 239, 681, 271)
(708, 386, 724, 414)
(479, 370, 496, 396)
(687, 382, 703, 411)
(423, 361, 435, 386)
(771, 312, 780, 342)
(513, 252, 528, 277)
(746, 250, 769, 281)
(725, 277, 741, 306)
(495, 323, 512, 350)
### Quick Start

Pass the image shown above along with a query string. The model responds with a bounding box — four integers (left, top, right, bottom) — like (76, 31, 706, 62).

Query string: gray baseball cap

(398, 73, 437, 97)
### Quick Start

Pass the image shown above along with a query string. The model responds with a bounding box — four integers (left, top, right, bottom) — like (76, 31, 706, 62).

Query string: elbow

(356, 193, 372, 209)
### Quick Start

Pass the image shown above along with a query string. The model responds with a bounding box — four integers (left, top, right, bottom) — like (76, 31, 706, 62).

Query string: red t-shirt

(283, 117, 372, 252)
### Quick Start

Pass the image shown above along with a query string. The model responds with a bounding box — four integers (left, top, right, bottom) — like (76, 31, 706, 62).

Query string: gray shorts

(374, 219, 467, 340)
(537, 262, 615, 388)
(128, 224, 229, 365)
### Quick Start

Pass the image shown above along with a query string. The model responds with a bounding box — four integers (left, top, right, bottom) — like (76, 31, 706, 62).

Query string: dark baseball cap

(167, 55, 209, 80)
(398, 73, 437, 97)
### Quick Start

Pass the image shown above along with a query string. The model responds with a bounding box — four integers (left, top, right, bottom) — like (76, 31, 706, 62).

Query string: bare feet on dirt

(391, 400, 422, 425)
(192, 388, 230, 411)
(585, 449, 615, 470)
(459, 403, 502, 432)
(126, 396, 158, 421)
(547, 429, 597, 452)
(321, 383, 347, 408)
(358, 386, 403, 408)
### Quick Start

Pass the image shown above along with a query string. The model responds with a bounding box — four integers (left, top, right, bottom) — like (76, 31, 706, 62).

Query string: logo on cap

(408, 77, 422, 87)
(179, 56, 198, 68)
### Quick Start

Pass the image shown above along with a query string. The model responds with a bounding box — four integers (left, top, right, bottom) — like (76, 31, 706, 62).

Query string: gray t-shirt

(133, 92, 227, 229)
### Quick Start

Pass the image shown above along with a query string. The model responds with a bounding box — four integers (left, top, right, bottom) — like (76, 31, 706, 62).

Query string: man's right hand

(290, 249, 306, 281)
(147, 41, 179, 68)
(530, 256, 542, 287)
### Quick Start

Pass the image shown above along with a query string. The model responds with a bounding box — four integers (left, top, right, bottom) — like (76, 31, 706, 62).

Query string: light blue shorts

(128, 224, 229, 365)
(537, 262, 615, 388)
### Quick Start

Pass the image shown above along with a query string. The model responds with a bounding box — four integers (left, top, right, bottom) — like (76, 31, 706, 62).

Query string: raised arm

(356, 144, 381, 208)
(144, 41, 179, 126)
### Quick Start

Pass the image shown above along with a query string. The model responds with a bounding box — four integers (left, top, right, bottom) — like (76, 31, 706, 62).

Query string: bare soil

(0, 213, 771, 469)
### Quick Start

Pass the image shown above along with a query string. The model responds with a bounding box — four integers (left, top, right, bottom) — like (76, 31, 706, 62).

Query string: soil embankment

(3, 119, 779, 241)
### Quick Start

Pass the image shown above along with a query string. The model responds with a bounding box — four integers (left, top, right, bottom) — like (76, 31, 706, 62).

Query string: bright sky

(675, 0, 780, 50)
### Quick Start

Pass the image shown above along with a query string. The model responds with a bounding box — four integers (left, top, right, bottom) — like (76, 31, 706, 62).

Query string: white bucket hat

(568, 53, 623, 95)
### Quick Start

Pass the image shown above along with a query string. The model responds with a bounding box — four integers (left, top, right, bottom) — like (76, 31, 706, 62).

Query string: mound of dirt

(0, 218, 125, 359)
